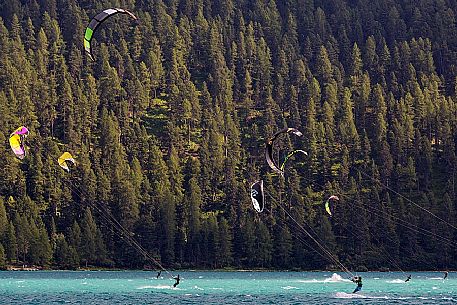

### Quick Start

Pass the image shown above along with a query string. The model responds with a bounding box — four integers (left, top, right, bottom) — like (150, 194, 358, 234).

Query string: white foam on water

(373, 277, 380, 280)
(428, 277, 443, 280)
(15, 280, 25, 283)
(432, 286, 438, 290)
(211, 288, 223, 290)
(298, 273, 351, 283)
(136, 285, 178, 290)
(198, 276, 204, 279)
(335, 292, 389, 299)
(386, 279, 405, 283)
(334, 292, 367, 299)
(194, 285, 204, 290)
(282, 286, 299, 290)
(296, 279, 321, 283)
(325, 273, 352, 282)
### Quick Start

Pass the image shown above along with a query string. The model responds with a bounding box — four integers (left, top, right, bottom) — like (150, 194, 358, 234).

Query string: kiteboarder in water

(405, 275, 411, 282)
(156, 270, 161, 279)
(444, 271, 449, 280)
(173, 274, 180, 287)
(351, 276, 363, 293)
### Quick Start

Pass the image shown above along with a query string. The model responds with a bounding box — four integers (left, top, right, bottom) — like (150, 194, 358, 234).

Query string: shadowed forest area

(1, 0, 457, 271)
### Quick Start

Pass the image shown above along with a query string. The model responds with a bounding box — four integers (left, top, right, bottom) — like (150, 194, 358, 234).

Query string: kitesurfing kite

(250, 180, 265, 213)
(84, 8, 137, 61)
(58, 152, 76, 172)
(280, 149, 308, 171)
(9, 126, 29, 159)
(265, 127, 303, 175)
(325, 195, 339, 216)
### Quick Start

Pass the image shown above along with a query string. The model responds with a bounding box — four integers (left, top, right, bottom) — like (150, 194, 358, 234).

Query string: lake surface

(0, 270, 455, 304)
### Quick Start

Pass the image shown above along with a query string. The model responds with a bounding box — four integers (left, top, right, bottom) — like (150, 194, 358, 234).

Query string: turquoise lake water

(0, 270, 455, 304)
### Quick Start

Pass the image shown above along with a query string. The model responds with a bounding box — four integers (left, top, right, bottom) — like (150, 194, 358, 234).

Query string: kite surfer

(351, 276, 363, 293)
(444, 271, 449, 280)
(173, 274, 180, 287)
(405, 274, 411, 282)
(156, 270, 161, 279)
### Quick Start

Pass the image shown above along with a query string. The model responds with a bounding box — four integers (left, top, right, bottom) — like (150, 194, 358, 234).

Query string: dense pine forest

(1, 0, 457, 272)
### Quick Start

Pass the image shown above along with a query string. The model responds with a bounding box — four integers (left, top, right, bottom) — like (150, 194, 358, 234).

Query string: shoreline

(3, 266, 453, 273)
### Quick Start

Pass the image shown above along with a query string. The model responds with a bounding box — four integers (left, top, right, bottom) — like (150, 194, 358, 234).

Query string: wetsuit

(444, 272, 448, 280)
(352, 276, 362, 293)
(156, 271, 161, 279)
(405, 275, 411, 282)
(173, 275, 180, 287)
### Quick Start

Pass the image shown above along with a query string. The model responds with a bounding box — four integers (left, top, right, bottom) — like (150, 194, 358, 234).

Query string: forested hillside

(1, 0, 457, 271)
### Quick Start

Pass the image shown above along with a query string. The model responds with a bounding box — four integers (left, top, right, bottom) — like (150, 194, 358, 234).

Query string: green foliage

(54, 233, 79, 270)
(0, 0, 456, 271)
(0, 243, 6, 270)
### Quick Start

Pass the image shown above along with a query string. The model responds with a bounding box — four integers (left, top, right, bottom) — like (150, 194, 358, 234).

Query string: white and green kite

(84, 8, 137, 61)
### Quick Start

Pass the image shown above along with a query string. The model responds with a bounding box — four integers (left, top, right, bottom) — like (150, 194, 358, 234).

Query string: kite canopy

(58, 152, 76, 172)
(9, 126, 29, 159)
(250, 180, 265, 213)
(265, 127, 303, 175)
(280, 149, 308, 171)
(325, 195, 339, 216)
(84, 8, 137, 61)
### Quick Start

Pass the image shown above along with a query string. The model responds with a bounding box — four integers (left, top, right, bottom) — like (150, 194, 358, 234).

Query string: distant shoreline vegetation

(2, 265, 452, 273)
(0, 0, 457, 273)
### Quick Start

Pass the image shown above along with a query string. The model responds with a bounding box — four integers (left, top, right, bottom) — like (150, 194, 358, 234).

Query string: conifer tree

(216, 217, 233, 267)
(5, 221, 17, 263)
(253, 220, 272, 268)
(0, 198, 8, 241)
(80, 208, 98, 267)
(272, 211, 292, 268)
(0, 243, 6, 270)
(185, 177, 202, 265)
(1, 0, 457, 270)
